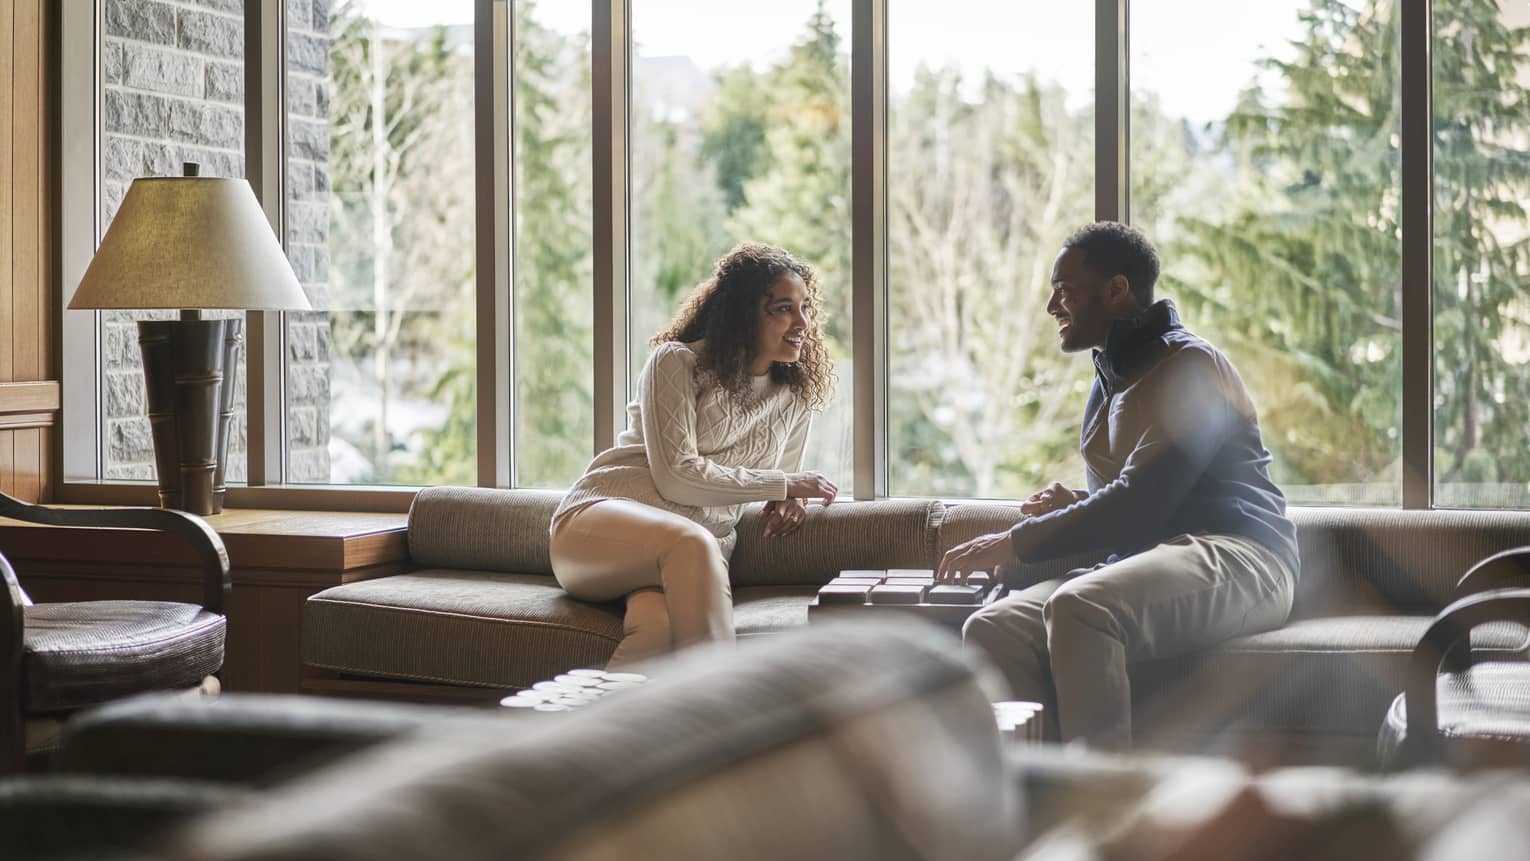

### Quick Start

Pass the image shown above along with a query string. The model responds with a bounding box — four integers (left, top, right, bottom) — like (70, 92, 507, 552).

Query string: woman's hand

(1020, 481, 1084, 517)
(762, 498, 810, 538)
(936, 531, 1016, 583)
(785, 472, 838, 506)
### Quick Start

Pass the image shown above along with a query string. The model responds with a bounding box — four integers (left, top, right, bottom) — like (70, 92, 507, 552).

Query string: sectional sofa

(301, 487, 1530, 766)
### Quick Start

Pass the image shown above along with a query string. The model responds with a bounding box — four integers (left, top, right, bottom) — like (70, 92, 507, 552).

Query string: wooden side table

(0, 507, 409, 694)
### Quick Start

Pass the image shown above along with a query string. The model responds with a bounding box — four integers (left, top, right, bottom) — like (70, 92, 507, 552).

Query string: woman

(550, 243, 838, 669)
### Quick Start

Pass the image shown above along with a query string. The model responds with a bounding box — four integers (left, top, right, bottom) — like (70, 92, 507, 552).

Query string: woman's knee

(659, 524, 726, 574)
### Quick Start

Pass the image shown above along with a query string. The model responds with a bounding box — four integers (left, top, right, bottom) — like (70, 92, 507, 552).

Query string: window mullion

(1096, 0, 1127, 222)
(60, 2, 101, 482)
(592, 0, 631, 454)
(852, 0, 887, 499)
(1399, 0, 1433, 510)
(245, 0, 287, 487)
(476, 0, 512, 488)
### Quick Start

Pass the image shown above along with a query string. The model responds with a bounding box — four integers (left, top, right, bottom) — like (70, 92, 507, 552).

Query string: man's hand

(1020, 481, 1083, 517)
(762, 497, 809, 539)
(937, 531, 1015, 583)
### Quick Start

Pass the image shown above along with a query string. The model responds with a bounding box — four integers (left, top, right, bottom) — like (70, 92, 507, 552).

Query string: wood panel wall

(0, 0, 56, 503)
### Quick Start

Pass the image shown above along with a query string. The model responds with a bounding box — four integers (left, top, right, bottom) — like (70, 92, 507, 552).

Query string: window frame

(55, 0, 1443, 512)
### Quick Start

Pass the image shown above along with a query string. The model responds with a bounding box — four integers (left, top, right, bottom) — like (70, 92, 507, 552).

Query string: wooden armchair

(1379, 548, 1530, 770)
(0, 491, 229, 771)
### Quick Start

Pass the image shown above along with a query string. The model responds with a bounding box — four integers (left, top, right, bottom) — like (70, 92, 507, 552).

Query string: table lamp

(69, 164, 312, 515)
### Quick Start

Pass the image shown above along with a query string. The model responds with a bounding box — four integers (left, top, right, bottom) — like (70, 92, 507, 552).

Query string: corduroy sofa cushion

(23, 601, 226, 713)
(730, 498, 943, 587)
(733, 586, 819, 635)
(1290, 507, 1530, 615)
(405, 489, 942, 588)
(303, 571, 623, 689)
(407, 487, 563, 575)
(1129, 616, 1530, 743)
(306, 579, 837, 688)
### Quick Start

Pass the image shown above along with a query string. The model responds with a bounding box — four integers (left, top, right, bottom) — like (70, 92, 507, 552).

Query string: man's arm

(1009, 350, 1232, 562)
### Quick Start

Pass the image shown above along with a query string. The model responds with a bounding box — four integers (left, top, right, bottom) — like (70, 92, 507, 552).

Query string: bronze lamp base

(137, 316, 243, 515)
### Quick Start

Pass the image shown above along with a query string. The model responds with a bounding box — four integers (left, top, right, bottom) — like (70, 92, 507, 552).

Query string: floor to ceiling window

(1132, 0, 1403, 506)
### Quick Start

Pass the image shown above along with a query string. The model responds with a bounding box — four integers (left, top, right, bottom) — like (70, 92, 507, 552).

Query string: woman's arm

(640, 344, 790, 507)
(779, 408, 813, 474)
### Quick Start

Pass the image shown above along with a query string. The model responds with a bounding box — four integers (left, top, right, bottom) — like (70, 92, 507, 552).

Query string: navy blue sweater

(1010, 300, 1300, 577)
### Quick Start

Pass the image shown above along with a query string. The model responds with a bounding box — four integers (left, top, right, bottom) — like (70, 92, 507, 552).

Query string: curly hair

(651, 242, 833, 410)
(1063, 221, 1161, 308)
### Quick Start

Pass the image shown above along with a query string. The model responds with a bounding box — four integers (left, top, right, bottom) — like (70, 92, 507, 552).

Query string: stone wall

(101, 0, 332, 482)
(284, 0, 333, 482)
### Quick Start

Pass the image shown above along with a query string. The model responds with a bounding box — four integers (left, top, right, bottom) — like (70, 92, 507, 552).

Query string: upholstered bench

(302, 488, 1530, 766)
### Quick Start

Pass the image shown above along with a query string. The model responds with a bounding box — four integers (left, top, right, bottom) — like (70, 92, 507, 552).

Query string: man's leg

(1043, 534, 1295, 750)
(962, 578, 1070, 739)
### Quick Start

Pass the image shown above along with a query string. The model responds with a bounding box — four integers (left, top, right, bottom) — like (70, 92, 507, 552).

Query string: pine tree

(1430, 0, 1530, 493)
(700, 66, 771, 213)
(727, 2, 853, 345)
(1168, 0, 1530, 500)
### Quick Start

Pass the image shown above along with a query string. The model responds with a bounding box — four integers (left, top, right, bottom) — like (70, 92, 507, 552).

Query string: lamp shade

(69, 177, 311, 311)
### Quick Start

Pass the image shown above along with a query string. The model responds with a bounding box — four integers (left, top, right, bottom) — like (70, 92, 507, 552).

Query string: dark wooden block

(927, 583, 987, 605)
(869, 583, 928, 605)
(818, 583, 874, 604)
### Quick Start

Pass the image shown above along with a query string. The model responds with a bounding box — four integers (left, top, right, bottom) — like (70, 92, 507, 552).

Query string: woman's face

(750, 271, 812, 375)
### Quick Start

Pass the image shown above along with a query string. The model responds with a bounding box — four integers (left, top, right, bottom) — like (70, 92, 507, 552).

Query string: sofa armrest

(1401, 588, 1530, 764)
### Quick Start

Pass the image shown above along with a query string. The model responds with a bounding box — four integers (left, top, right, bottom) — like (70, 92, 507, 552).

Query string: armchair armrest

(2, 553, 23, 770)
(0, 492, 229, 615)
(1454, 547, 1530, 600)
(1402, 588, 1530, 763)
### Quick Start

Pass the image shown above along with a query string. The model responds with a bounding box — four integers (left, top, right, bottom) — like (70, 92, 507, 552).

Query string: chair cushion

(1379, 662, 1530, 770)
(1130, 615, 1530, 743)
(22, 601, 225, 713)
(303, 571, 623, 689)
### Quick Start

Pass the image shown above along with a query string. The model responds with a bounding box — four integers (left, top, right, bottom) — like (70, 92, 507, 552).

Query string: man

(939, 222, 1299, 750)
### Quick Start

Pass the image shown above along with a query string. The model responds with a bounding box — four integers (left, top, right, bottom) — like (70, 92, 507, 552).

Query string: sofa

(16, 619, 1530, 860)
(36, 619, 1025, 860)
(301, 487, 1530, 766)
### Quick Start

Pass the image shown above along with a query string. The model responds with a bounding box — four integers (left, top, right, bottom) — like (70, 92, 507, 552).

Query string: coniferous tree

(1167, 0, 1530, 500)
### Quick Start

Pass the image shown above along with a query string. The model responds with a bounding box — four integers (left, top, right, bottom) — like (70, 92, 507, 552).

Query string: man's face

(1046, 247, 1114, 353)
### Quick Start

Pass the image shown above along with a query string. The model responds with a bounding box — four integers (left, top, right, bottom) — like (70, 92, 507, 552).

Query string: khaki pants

(962, 532, 1295, 750)
(550, 499, 734, 670)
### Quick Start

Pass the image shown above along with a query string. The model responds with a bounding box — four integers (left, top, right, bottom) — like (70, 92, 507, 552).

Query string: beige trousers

(549, 499, 735, 670)
(962, 532, 1295, 751)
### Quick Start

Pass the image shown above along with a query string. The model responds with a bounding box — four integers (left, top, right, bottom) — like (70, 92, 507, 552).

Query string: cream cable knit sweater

(552, 341, 814, 557)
